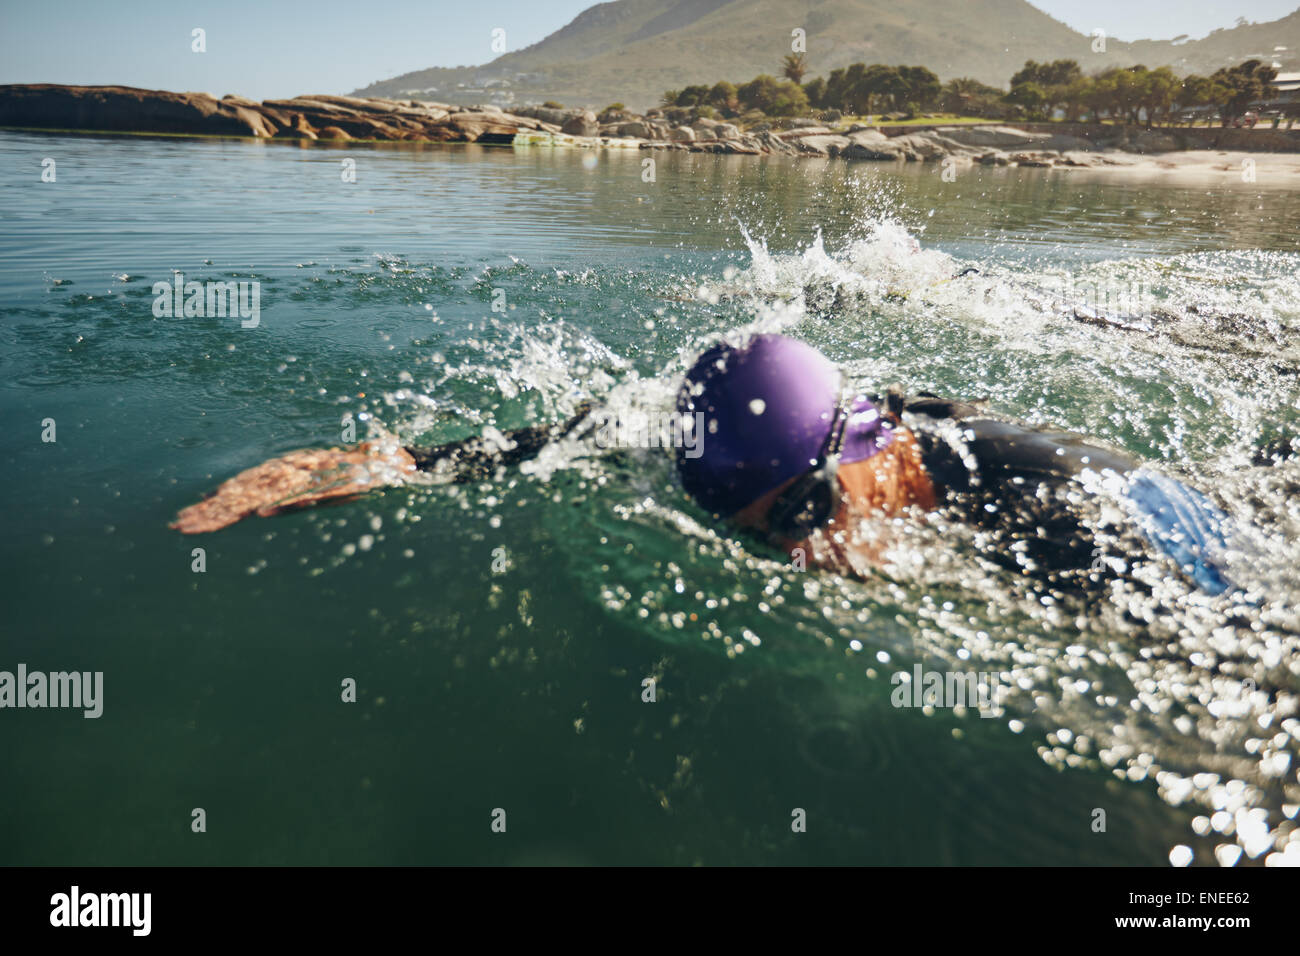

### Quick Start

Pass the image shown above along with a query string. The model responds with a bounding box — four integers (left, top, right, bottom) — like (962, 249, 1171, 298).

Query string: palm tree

(782, 53, 808, 85)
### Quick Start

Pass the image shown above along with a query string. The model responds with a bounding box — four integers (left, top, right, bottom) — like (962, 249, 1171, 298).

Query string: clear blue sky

(1, 1, 1296, 100)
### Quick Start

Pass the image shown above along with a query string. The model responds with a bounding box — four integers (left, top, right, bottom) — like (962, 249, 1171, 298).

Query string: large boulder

(792, 134, 851, 156)
(444, 111, 524, 141)
(615, 121, 654, 139)
(669, 125, 696, 142)
(561, 110, 599, 137)
(693, 139, 762, 155)
(842, 128, 902, 160)
(408, 99, 454, 113)
(888, 130, 978, 161)
(751, 130, 797, 155)
(778, 125, 834, 140)
(273, 112, 317, 139)
(935, 125, 1042, 149)
(1007, 151, 1057, 167)
(511, 105, 584, 126)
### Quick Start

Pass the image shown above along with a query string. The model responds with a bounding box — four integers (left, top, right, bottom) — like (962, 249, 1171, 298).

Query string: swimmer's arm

(171, 403, 597, 534)
(171, 440, 417, 534)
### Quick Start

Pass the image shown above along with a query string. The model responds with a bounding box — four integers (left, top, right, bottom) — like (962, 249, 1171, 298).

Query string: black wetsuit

(877, 391, 1141, 578)
(405, 394, 1140, 576)
(405, 403, 597, 482)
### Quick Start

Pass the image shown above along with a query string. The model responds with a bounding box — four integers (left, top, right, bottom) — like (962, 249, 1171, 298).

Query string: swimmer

(172, 334, 1258, 595)
(673, 334, 1248, 594)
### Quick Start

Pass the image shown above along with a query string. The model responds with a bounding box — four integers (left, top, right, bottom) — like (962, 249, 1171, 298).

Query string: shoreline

(7, 125, 1299, 182)
(4, 84, 1300, 179)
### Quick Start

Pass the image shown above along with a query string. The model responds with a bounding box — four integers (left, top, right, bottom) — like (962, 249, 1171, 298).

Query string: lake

(2, 131, 1298, 865)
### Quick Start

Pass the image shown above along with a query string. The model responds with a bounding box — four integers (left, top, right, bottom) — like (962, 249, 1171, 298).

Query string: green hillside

(351, 0, 1300, 110)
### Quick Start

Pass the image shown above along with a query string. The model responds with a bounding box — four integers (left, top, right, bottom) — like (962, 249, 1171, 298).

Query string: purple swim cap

(675, 334, 894, 517)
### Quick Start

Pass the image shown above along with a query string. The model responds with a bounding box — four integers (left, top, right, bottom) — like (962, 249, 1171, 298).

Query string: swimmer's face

(731, 474, 802, 539)
(730, 463, 867, 545)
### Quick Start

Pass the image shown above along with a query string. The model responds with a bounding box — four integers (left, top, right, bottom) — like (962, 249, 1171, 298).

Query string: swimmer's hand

(170, 441, 416, 534)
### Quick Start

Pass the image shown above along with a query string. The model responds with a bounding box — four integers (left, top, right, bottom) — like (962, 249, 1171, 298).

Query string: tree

(1086, 66, 1146, 124)
(802, 76, 827, 109)
(940, 77, 1005, 117)
(707, 81, 738, 112)
(1011, 59, 1081, 89)
(1118, 67, 1148, 125)
(1083, 70, 1115, 122)
(1009, 58, 1082, 118)
(782, 53, 808, 85)
(860, 64, 906, 113)
(1059, 76, 1093, 122)
(660, 90, 681, 108)
(674, 85, 711, 107)
(826, 64, 868, 112)
(1210, 59, 1279, 122)
(737, 74, 810, 115)
(899, 65, 941, 111)
(1137, 66, 1180, 127)
(1005, 81, 1048, 119)
(770, 83, 811, 116)
(818, 62, 922, 115)
(1176, 74, 1228, 123)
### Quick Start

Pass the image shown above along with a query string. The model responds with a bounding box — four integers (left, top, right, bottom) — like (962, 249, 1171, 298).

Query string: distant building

(1254, 71, 1300, 114)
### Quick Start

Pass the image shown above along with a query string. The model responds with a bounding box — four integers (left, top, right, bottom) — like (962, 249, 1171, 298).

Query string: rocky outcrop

(777, 125, 835, 140)
(614, 120, 653, 139)
(4, 84, 1296, 169)
(841, 128, 898, 160)
(791, 134, 852, 157)
(936, 125, 1041, 149)
(561, 111, 599, 137)
(750, 130, 797, 155)
(0, 84, 560, 144)
(0, 84, 279, 137)
(273, 113, 317, 140)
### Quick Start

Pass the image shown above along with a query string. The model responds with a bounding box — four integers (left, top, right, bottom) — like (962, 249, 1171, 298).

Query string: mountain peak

(352, 0, 1300, 110)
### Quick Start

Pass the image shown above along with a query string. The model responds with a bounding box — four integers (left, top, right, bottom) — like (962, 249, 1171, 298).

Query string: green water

(2, 132, 1299, 865)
